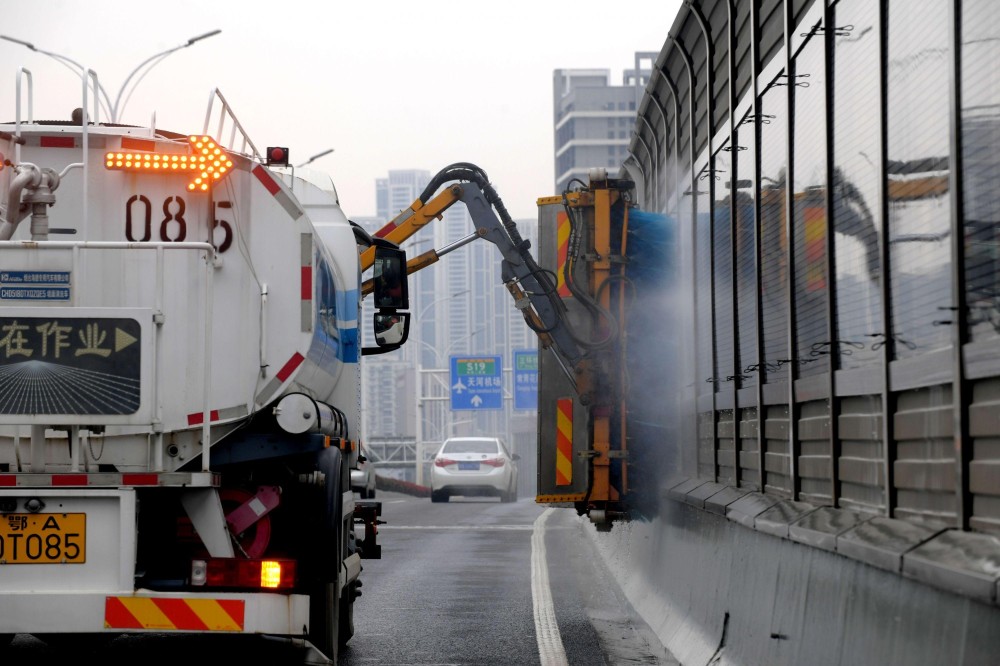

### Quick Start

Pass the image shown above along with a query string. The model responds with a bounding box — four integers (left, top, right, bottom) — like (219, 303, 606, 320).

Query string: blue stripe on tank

(338, 288, 360, 318)
(338, 326, 360, 363)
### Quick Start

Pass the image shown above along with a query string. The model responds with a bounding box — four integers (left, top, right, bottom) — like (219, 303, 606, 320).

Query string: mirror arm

(362, 343, 403, 356)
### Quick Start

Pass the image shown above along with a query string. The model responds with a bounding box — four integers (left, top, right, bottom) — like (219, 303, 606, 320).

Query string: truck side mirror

(362, 244, 410, 356)
(373, 246, 409, 310)
(374, 313, 410, 347)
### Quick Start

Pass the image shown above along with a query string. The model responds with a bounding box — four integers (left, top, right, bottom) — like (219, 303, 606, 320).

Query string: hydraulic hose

(420, 163, 565, 335)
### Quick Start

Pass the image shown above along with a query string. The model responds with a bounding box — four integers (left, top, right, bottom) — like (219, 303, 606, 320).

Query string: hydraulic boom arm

(361, 164, 584, 385)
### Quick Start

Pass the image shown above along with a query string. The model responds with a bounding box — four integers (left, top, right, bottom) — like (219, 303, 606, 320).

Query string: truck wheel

(339, 581, 355, 647)
(339, 531, 358, 646)
(309, 579, 340, 662)
(307, 446, 345, 663)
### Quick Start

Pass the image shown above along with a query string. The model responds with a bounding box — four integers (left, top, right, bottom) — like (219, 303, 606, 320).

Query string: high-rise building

(552, 52, 656, 194)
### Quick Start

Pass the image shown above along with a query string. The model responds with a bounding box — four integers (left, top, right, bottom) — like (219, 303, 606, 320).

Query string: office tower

(552, 52, 656, 194)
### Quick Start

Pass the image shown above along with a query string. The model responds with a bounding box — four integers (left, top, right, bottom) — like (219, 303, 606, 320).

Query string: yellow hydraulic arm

(360, 185, 487, 297)
(359, 184, 464, 278)
(359, 163, 585, 382)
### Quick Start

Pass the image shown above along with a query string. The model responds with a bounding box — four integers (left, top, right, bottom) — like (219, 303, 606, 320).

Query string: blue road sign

(513, 350, 538, 410)
(450, 355, 503, 411)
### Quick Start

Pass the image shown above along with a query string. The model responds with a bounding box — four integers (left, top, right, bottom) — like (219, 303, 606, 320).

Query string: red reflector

(374, 220, 398, 238)
(200, 558, 297, 589)
(301, 266, 312, 300)
(252, 165, 281, 195)
(52, 474, 88, 486)
(275, 352, 305, 382)
(40, 136, 74, 148)
(188, 410, 220, 426)
(122, 473, 159, 486)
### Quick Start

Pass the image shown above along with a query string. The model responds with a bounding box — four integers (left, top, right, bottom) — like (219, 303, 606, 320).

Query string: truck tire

(307, 446, 346, 663)
(339, 531, 358, 646)
(339, 579, 355, 647)
(310, 580, 340, 662)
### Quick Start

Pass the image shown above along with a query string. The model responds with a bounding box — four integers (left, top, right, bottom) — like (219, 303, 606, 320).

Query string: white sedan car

(430, 436, 519, 503)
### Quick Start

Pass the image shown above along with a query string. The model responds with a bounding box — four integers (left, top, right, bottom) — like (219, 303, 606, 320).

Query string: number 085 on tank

(0, 513, 85, 564)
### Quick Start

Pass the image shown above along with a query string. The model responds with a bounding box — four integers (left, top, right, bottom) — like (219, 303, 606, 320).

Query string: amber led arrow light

(104, 135, 234, 191)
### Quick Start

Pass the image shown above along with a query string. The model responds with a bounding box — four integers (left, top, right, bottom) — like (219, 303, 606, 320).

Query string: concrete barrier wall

(586, 494, 1000, 665)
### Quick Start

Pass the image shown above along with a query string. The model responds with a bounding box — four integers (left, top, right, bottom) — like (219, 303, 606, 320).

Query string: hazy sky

(1, 0, 681, 220)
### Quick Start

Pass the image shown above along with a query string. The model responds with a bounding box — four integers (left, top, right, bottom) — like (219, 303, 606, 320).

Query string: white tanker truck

(0, 77, 409, 663)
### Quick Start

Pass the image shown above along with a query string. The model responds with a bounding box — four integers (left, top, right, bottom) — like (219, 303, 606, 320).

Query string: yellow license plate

(0, 513, 86, 564)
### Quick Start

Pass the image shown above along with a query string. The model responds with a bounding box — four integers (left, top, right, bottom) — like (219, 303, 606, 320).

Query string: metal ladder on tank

(202, 88, 263, 161)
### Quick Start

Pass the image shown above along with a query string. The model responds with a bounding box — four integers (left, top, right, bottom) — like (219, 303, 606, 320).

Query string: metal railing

(202, 88, 263, 161)
(364, 437, 419, 466)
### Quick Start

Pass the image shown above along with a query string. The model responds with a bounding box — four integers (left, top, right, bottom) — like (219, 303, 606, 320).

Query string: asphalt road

(340, 490, 674, 666)
(0, 490, 673, 666)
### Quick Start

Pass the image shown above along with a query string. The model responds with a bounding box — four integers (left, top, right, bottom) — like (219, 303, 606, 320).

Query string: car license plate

(458, 462, 480, 471)
(0, 513, 86, 564)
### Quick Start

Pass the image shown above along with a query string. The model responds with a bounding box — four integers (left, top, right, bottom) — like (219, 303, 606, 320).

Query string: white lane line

(532, 508, 569, 666)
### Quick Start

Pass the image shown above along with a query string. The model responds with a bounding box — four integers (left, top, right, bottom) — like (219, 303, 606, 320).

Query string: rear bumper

(0, 488, 314, 637)
(0, 590, 311, 635)
(430, 466, 511, 493)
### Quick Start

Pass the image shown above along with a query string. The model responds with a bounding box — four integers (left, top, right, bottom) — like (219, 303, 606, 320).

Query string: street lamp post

(112, 29, 221, 122)
(0, 34, 112, 119)
(414, 327, 484, 486)
(415, 288, 471, 320)
(1, 30, 221, 123)
(295, 148, 335, 169)
(413, 288, 470, 367)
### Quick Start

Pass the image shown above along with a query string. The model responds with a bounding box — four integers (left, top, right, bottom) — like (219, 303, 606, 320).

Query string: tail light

(481, 457, 506, 467)
(191, 558, 297, 589)
(434, 457, 457, 467)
